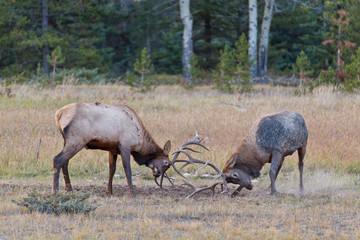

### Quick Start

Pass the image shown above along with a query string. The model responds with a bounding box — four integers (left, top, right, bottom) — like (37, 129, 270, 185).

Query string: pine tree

(234, 34, 253, 92)
(215, 45, 235, 92)
(292, 50, 312, 94)
(344, 47, 360, 92)
(127, 48, 154, 92)
(47, 46, 65, 85)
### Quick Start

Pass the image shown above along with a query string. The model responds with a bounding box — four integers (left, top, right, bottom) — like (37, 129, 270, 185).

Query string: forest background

(1, 0, 360, 92)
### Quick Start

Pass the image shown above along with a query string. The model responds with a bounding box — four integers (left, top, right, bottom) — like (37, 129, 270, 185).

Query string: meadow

(0, 84, 359, 239)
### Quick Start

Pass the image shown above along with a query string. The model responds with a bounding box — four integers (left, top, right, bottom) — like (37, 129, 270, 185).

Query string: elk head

(145, 140, 172, 182)
(223, 168, 253, 190)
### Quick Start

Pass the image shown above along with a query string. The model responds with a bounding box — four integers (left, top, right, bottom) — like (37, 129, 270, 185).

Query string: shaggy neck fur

(223, 139, 264, 178)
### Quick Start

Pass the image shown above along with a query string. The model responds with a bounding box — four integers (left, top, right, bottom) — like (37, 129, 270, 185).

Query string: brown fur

(52, 102, 171, 197)
(222, 111, 308, 195)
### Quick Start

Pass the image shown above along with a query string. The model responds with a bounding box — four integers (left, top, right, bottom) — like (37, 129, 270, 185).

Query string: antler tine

(168, 133, 231, 198)
(172, 149, 225, 179)
(182, 147, 202, 153)
(175, 160, 193, 171)
(164, 172, 175, 187)
(170, 152, 188, 178)
(231, 186, 244, 198)
(155, 177, 160, 187)
(182, 181, 224, 199)
(194, 162, 208, 176)
(156, 171, 176, 189)
(181, 140, 209, 152)
(175, 132, 209, 152)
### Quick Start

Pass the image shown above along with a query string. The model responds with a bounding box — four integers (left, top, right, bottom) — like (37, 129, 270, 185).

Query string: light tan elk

(52, 102, 172, 197)
(173, 111, 308, 198)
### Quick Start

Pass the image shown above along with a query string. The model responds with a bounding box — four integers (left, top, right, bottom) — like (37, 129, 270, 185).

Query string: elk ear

(163, 140, 171, 155)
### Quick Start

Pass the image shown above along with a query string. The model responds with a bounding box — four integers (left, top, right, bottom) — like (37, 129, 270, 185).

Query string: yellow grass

(0, 84, 359, 239)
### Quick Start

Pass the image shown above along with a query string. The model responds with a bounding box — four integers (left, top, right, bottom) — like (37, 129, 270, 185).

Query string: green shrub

(12, 192, 97, 215)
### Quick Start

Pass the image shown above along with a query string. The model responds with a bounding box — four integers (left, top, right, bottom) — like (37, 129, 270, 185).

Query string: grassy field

(0, 84, 359, 239)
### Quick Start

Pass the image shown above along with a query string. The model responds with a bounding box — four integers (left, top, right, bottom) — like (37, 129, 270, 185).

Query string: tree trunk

(237, 0, 245, 38)
(42, 0, 50, 76)
(180, 0, 193, 85)
(248, 0, 258, 78)
(258, 0, 274, 79)
(336, 23, 341, 84)
(204, 16, 211, 55)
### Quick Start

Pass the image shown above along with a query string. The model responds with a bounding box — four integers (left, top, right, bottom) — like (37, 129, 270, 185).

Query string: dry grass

(0, 84, 359, 239)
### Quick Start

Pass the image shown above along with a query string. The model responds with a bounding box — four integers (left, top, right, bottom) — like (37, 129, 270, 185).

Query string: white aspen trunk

(248, 0, 258, 78)
(180, 0, 193, 84)
(258, 0, 274, 79)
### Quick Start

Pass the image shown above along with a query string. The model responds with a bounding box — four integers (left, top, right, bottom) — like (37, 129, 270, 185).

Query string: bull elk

(223, 110, 308, 196)
(175, 111, 308, 198)
(52, 102, 172, 197)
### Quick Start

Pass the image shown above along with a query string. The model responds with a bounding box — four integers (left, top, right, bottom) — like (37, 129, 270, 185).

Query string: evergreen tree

(269, 5, 330, 75)
(127, 47, 154, 92)
(292, 50, 312, 94)
(234, 34, 253, 92)
(215, 44, 235, 92)
(47, 46, 65, 84)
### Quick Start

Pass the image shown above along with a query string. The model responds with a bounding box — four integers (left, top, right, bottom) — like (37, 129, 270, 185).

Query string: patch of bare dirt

(0, 181, 284, 200)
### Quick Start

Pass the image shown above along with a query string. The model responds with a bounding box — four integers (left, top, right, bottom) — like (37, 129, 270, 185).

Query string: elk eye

(163, 160, 169, 166)
(231, 172, 239, 178)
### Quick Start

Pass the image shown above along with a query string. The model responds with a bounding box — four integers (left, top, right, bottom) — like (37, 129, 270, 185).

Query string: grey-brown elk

(52, 102, 172, 197)
(223, 110, 308, 196)
(175, 111, 308, 198)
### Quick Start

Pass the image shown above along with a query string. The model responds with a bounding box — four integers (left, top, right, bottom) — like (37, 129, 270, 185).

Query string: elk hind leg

(62, 162, 72, 191)
(53, 143, 84, 194)
(298, 146, 306, 192)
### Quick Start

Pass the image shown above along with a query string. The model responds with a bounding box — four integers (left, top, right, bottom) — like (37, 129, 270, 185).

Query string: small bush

(234, 34, 253, 93)
(127, 48, 154, 92)
(215, 45, 235, 93)
(12, 192, 96, 215)
(292, 50, 313, 94)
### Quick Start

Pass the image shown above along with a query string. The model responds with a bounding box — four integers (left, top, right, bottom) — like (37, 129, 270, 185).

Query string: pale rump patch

(55, 103, 77, 134)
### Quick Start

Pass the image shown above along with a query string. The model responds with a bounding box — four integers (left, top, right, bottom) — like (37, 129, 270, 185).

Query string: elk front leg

(269, 152, 284, 195)
(119, 146, 135, 197)
(106, 152, 118, 196)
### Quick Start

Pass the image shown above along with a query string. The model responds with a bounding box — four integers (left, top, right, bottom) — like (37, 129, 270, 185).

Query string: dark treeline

(1, 0, 360, 85)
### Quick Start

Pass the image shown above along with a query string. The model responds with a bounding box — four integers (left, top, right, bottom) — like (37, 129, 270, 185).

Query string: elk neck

(131, 128, 163, 166)
(223, 139, 264, 178)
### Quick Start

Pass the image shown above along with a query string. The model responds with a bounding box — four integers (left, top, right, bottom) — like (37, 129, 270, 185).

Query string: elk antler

(155, 171, 175, 188)
(182, 181, 224, 199)
(169, 133, 230, 198)
(157, 132, 210, 189)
